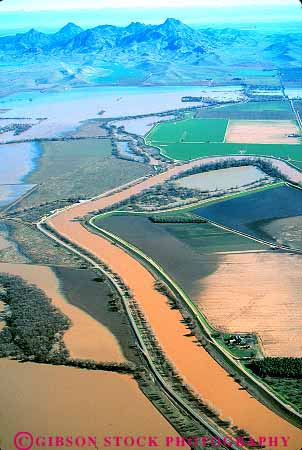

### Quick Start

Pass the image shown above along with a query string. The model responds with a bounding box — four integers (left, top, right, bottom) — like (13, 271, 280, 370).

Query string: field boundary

(146, 141, 302, 172)
(37, 219, 248, 450)
(144, 117, 302, 167)
(223, 119, 230, 143)
(89, 211, 302, 427)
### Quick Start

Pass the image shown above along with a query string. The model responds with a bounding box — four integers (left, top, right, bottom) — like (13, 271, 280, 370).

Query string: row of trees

(0, 273, 71, 362)
(93, 156, 286, 217)
(248, 357, 302, 378)
(0, 272, 137, 373)
(0, 123, 32, 136)
(171, 157, 285, 183)
(149, 215, 206, 224)
(10, 198, 83, 223)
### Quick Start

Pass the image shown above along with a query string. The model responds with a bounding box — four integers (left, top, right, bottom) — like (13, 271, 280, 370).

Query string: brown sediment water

(0, 359, 182, 450)
(196, 252, 302, 357)
(0, 263, 125, 362)
(50, 160, 302, 449)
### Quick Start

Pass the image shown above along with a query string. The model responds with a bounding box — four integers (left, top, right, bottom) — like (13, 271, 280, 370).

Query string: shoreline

(47, 157, 302, 447)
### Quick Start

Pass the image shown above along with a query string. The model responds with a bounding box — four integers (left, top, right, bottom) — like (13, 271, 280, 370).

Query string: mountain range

(0, 18, 301, 94)
(1, 18, 301, 64)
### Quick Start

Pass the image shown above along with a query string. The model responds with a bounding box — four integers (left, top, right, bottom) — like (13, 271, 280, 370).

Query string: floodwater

(50, 159, 302, 448)
(0, 263, 125, 362)
(0, 142, 39, 205)
(0, 142, 39, 183)
(0, 85, 243, 141)
(113, 115, 175, 136)
(175, 166, 267, 191)
(0, 359, 181, 450)
(0, 184, 35, 207)
(262, 216, 302, 250)
(284, 88, 302, 99)
(116, 141, 145, 163)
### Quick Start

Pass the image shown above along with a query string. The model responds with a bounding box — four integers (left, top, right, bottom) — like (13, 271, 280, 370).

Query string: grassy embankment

(89, 181, 302, 419)
(89, 212, 302, 425)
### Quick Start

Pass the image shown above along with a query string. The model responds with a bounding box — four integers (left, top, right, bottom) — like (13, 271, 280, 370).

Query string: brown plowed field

(196, 252, 302, 357)
(49, 159, 302, 447)
(226, 120, 301, 144)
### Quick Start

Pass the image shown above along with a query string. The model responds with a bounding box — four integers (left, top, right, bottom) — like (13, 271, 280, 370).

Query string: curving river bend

(50, 156, 302, 450)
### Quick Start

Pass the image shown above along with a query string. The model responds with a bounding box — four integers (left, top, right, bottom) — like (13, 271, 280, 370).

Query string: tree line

(247, 357, 302, 378)
(0, 273, 70, 362)
(171, 157, 286, 183)
(149, 215, 206, 224)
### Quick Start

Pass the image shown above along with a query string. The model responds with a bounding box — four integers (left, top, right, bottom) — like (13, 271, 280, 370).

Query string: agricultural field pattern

(145, 101, 302, 166)
(1, 6, 302, 450)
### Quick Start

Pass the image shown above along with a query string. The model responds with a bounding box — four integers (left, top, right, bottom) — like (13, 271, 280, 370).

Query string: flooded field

(197, 252, 302, 357)
(0, 142, 39, 183)
(0, 263, 125, 362)
(113, 115, 174, 136)
(0, 86, 207, 140)
(116, 141, 145, 162)
(175, 166, 268, 192)
(260, 216, 302, 250)
(194, 184, 302, 244)
(97, 215, 302, 356)
(49, 161, 302, 446)
(0, 184, 35, 207)
(97, 215, 266, 299)
(0, 359, 180, 450)
(54, 266, 137, 362)
(0, 142, 39, 206)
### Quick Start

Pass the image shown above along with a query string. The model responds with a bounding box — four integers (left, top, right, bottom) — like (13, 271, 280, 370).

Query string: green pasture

(145, 118, 228, 144)
(196, 100, 294, 120)
(222, 101, 291, 112)
(154, 142, 302, 167)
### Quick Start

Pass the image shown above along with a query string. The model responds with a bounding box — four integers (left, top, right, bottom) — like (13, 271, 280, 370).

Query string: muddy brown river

(0, 359, 181, 450)
(49, 159, 302, 449)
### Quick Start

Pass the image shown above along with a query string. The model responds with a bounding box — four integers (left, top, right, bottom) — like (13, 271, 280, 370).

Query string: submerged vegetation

(0, 273, 135, 374)
(0, 273, 70, 362)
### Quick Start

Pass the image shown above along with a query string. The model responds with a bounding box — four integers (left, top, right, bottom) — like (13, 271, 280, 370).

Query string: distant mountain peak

(0, 18, 301, 74)
(25, 28, 40, 36)
(54, 22, 83, 38)
(165, 18, 181, 24)
(59, 22, 82, 32)
(161, 18, 188, 28)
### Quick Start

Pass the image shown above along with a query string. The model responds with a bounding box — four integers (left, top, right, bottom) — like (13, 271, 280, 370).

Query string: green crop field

(154, 141, 302, 167)
(196, 100, 294, 120)
(145, 118, 228, 144)
(146, 106, 302, 165)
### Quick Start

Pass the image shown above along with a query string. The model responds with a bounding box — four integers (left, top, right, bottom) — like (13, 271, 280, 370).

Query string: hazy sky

(1, 0, 300, 11)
